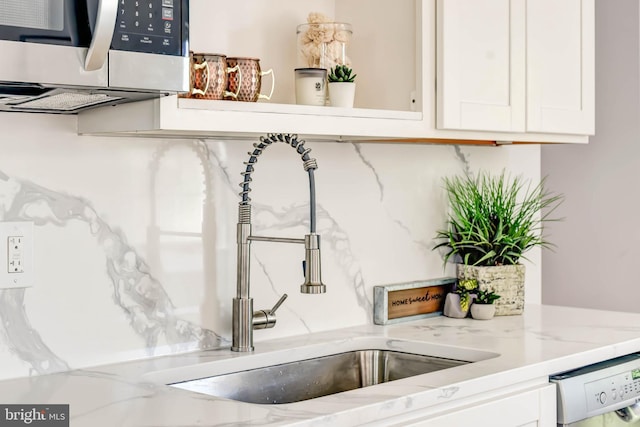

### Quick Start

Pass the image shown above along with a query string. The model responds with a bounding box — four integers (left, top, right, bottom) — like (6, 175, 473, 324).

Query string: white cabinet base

(368, 380, 556, 427)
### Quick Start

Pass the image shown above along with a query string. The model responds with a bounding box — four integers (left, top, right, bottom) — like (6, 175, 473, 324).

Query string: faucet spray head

(300, 234, 326, 294)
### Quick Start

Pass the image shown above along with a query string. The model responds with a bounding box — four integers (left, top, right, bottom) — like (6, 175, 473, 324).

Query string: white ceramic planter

(328, 82, 356, 108)
(470, 303, 496, 320)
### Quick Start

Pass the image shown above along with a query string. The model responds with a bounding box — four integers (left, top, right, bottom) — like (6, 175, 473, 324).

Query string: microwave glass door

(0, 0, 64, 30)
(0, 0, 90, 46)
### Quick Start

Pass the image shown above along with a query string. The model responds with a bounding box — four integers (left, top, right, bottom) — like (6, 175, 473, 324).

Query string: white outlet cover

(0, 221, 34, 289)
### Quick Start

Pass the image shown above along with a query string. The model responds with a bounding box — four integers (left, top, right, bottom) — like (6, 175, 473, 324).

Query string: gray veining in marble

(453, 145, 472, 176)
(438, 386, 460, 399)
(0, 171, 223, 374)
(0, 288, 70, 375)
(352, 143, 384, 201)
(255, 258, 312, 333)
(350, 144, 436, 256)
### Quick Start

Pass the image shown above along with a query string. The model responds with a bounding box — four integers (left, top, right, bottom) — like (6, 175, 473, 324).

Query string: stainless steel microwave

(0, 0, 189, 113)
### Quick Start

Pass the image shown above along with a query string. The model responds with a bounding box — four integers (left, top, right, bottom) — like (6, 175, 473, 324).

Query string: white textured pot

(328, 82, 356, 107)
(457, 264, 525, 316)
(470, 303, 496, 320)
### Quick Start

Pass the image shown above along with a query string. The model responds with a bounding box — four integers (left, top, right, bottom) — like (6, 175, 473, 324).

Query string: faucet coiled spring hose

(239, 133, 318, 233)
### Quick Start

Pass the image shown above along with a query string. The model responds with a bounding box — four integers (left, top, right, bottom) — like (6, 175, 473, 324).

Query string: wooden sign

(373, 278, 455, 325)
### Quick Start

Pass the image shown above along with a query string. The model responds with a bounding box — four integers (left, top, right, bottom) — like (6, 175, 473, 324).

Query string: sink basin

(169, 349, 469, 404)
(144, 337, 499, 405)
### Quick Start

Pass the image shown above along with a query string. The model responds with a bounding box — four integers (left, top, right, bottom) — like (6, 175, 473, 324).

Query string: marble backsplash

(0, 112, 541, 380)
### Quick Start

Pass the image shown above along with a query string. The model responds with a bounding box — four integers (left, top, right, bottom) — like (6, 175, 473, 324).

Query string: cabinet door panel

(399, 384, 556, 427)
(526, 0, 594, 134)
(437, 0, 525, 132)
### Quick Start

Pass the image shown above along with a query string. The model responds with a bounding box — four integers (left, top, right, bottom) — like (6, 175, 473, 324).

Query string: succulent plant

(475, 289, 501, 305)
(328, 65, 356, 83)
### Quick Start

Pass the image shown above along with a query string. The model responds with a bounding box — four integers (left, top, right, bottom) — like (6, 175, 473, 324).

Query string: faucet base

(231, 297, 254, 352)
(300, 284, 326, 294)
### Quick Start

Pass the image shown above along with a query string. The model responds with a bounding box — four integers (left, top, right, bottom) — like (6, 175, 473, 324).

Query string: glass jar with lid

(296, 22, 353, 70)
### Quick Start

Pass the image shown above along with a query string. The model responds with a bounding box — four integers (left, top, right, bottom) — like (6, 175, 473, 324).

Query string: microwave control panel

(111, 0, 184, 56)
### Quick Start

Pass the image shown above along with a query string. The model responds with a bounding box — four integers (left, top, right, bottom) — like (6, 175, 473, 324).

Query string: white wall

(0, 111, 541, 380)
(541, 0, 640, 311)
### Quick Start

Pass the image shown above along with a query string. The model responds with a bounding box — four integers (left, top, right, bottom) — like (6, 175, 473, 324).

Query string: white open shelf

(177, 97, 421, 121)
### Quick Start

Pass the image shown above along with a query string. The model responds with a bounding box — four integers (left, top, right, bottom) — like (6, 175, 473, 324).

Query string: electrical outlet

(0, 222, 34, 289)
(8, 236, 24, 273)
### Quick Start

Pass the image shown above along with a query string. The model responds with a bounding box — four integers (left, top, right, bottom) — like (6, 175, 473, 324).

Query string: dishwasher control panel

(585, 369, 640, 411)
(551, 353, 640, 424)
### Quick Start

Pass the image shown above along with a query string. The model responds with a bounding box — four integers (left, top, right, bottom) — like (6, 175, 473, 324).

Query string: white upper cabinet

(78, 0, 594, 144)
(437, 0, 526, 133)
(526, 0, 595, 134)
(437, 0, 594, 136)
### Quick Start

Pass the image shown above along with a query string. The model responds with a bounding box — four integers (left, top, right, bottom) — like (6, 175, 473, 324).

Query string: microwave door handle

(84, 0, 118, 71)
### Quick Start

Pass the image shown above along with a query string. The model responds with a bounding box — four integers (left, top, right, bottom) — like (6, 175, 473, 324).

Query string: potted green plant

(433, 170, 563, 316)
(328, 65, 356, 108)
(470, 289, 501, 320)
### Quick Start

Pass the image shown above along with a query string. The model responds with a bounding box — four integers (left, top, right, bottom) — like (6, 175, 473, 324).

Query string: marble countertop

(3, 304, 640, 426)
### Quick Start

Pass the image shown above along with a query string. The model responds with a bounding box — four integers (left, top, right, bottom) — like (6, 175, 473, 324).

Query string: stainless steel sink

(169, 349, 469, 404)
(143, 337, 499, 405)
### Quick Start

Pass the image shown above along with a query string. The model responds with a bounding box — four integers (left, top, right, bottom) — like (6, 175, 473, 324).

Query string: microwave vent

(11, 92, 122, 112)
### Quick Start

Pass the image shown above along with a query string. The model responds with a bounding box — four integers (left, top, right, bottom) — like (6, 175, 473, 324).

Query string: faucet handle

(253, 294, 288, 330)
(270, 293, 288, 314)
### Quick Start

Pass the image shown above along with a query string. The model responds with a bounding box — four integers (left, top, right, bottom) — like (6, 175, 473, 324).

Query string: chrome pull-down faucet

(232, 134, 326, 352)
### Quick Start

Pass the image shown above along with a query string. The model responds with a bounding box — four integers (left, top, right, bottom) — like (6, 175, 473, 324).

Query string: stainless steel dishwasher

(551, 353, 640, 426)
